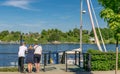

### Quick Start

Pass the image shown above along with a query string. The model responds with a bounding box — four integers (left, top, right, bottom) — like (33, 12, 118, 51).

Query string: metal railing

(43, 51, 81, 72)
(0, 51, 82, 72)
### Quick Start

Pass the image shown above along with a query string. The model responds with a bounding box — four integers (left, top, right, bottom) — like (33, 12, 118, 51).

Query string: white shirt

(18, 45, 27, 57)
(34, 45, 42, 55)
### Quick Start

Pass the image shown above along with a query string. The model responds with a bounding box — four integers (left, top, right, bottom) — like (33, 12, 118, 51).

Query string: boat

(59, 48, 81, 55)
(65, 48, 81, 54)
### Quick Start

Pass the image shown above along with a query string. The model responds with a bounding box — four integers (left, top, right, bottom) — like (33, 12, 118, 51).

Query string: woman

(34, 43, 42, 73)
(26, 45, 34, 73)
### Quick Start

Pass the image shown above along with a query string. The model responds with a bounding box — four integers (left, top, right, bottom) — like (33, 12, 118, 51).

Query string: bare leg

(28, 63, 30, 73)
(35, 63, 37, 72)
(35, 63, 40, 72)
(37, 63, 40, 72)
(30, 64, 32, 73)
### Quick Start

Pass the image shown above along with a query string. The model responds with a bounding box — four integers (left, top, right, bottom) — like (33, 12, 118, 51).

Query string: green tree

(98, 0, 120, 44)
(90, 27, 115, 44)
(0, 30, 9, 40)
(48, 33, 60, 42)
(98, 0, 120, 72)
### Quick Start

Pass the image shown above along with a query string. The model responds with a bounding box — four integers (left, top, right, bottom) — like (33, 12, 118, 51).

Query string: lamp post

(80, 0, 86, 68)
(80, 0, 86, 52)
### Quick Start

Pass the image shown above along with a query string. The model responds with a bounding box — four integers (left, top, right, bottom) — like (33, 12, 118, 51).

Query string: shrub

(84, 49, 120, 71)
(87, 49, 102, 54)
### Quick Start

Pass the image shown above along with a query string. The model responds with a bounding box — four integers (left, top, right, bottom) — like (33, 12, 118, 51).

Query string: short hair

(22, 42, 26, 45)
(29, 45, 33, 49)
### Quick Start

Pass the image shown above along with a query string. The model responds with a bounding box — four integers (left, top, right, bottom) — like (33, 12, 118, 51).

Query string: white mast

(89, 0, 107, 52)
(86, 0, 103, 51)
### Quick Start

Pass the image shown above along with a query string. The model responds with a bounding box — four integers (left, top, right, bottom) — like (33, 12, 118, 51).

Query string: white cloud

(1, 0, 33, 10)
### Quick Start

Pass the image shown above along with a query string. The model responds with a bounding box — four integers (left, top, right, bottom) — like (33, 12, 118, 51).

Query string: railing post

(65, 52, 68, 72)
(61, 51, 65, 64)
(44, 54, 47, 66)
(44, 54, 47, 72)
(75, 51, 77, 65)
(88, 53, 91, 71)
(48, 51, 51, 64)
(79, 52, 80, 67)
(63, 51, 66, 64)
(56, 52, 59, 64)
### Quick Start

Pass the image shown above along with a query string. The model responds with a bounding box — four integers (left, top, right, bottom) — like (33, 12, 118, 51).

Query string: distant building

(51, 41, 61, 44)
(89, 37, 95, 43)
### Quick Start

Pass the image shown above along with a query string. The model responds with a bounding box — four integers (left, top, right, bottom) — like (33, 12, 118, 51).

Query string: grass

(0, 67, 18, 72)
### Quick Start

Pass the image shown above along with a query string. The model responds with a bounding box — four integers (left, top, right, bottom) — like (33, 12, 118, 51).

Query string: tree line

(0, 28, 115, 44)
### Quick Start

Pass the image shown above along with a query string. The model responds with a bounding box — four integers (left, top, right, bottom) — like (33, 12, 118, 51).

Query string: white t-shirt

(18, 45, 27, 57)
(34, 45, 42, 55)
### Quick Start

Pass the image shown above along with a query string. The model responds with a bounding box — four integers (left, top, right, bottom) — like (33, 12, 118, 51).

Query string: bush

(84, 49, 120, 71)
(87, 49, 102, 54)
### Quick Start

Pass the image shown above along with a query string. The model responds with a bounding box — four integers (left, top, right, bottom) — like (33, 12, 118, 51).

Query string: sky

(0, 0, 107, 33)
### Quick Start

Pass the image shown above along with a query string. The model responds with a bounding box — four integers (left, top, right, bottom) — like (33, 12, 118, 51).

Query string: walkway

(1, 64, 120, 74)
(0, 71, 120, 74)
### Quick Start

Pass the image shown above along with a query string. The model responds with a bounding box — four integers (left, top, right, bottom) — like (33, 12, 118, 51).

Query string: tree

(98, 0, 120, 42)
(98, 1, 120, 42)
(48, 33, 60, 42)
(0, 30, 9, 40)
(98, 0, 120, 73)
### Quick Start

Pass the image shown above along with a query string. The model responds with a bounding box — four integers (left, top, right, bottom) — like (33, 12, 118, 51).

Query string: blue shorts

(34, 54, 41, 63)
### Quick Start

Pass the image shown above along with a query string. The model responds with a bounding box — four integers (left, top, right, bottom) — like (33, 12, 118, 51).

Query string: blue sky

(0, 0, 107, 33)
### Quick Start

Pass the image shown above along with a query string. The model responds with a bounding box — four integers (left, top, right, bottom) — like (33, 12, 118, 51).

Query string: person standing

(34, 43, 42, 73)
(18, 42, 27, 73)
(26, 45, 34, 73)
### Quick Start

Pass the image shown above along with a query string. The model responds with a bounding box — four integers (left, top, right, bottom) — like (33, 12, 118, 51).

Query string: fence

(43, 51, 82, 72)
(0, 51, 82, 72)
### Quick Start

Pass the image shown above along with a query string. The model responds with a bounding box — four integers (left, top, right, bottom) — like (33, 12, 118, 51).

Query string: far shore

(0, 41, 116, 45)
(0, 41, 19, 44)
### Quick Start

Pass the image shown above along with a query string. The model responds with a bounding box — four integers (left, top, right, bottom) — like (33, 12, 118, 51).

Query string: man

(18, 42, 27, 73)
(34, 43, 42, 72)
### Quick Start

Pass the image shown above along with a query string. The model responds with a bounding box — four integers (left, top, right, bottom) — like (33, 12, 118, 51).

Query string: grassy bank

(0, 67, 18, 72)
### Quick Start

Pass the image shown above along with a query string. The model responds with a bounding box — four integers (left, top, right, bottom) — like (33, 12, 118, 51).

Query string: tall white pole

(80, 0, 83, 52)
(86, 0, 103, 51)
(89, 0, 107, 52)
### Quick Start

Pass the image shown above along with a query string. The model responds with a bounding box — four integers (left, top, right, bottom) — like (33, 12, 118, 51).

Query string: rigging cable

(89, 0, 107, 52)
(86, 0, 103, 51)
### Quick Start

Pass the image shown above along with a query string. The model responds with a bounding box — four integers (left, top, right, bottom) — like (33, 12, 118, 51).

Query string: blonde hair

(29, 45, 33, 49)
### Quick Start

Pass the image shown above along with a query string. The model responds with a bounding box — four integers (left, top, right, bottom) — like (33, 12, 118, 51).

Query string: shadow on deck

(40, 64, 93, 74)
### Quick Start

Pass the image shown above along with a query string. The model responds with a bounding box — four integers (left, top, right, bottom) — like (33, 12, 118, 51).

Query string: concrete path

(0, 70, 120, 74)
